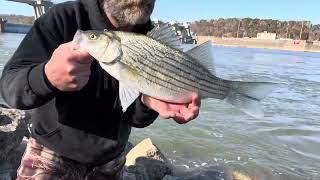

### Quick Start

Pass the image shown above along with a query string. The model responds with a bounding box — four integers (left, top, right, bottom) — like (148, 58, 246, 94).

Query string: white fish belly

(100, 61, 193, 103)
(136, 79, 195, 103)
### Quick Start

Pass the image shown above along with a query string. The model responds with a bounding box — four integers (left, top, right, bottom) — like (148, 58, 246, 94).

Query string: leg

(86, 152, 126, 180)
(16, 138, 87, 180)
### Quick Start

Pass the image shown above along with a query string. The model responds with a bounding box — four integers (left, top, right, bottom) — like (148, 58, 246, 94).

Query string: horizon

(0, 14, 317, 25)
(0, 0, 319, 25)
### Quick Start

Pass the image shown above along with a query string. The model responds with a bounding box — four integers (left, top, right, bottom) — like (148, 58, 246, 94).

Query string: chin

(126, 12, 151, 25)
(133, 17, 150, 24)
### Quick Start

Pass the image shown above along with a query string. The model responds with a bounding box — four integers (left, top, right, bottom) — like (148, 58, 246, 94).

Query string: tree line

(1, 15, 320, 41)
(190, 18, 320, 41)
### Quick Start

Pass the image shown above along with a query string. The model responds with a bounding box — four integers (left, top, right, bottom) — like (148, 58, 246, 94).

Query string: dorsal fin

(186, 41, 216, 75)
(147, 24, 182, 49)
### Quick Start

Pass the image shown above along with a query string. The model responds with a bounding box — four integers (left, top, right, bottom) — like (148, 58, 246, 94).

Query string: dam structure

(0, 0, 53, 34)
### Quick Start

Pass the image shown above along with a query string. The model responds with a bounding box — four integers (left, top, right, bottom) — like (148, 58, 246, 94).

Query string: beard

(104, 0, 155, 28)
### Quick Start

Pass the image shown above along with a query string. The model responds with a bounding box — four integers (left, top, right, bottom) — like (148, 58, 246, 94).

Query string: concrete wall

(313, 41, 320, 46)
(2, 23, 31, 34)
(196, 36, 320, 53)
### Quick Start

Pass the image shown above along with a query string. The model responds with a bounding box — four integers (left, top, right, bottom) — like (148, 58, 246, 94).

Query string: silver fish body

(73, 28, 276, 118)
(112, 31, 230, 103)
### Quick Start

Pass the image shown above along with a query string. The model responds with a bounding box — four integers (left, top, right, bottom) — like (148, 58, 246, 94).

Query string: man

(0, 0, 200, 179)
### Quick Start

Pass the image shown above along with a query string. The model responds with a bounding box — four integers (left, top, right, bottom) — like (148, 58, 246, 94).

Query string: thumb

(191, 92, 201, 107)
(72, 47, 93, 64)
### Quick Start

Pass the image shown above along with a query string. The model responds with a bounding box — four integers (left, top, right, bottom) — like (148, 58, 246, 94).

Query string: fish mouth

(72, 30, 83, 45)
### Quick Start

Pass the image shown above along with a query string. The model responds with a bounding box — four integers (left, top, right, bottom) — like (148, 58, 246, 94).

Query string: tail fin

(225, 81, 276, 118)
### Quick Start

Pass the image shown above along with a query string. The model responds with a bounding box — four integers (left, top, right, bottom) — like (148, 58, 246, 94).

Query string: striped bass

(73, 25, 276, 118)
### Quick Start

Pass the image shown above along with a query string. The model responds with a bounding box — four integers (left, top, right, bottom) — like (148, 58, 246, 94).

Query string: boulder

(0, 106, 29, 160)
(233, 171, 253, 180)
(0, 106, 29, 179)
(126, 138, 172, 180)
(161, 175, 180, 180)
(123, 171, 139, 180)
(0, 138, 27, 179)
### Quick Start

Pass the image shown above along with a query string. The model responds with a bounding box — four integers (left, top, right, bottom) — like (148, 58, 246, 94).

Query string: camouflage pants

(16, 138, 125, 180)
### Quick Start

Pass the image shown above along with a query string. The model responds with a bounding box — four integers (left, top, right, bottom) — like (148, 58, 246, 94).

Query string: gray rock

(161, 175, 181, 180)
(126, 165, 149, 180)
(0, 139, 27, 179)
(126, 138, 172, 180)
(123, 171, 138, 180)
(0, 106, 29, 160)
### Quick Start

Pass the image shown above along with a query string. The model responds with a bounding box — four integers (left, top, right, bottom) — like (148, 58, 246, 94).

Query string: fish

(72, 25, 276, 118)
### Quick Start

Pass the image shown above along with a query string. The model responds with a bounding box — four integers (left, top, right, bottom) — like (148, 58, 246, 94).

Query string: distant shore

(196, 36, 320, 53)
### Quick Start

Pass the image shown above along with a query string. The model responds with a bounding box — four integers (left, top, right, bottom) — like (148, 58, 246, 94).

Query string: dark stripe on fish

(124, 49, 227, 97)
(123, 44, 229, 96)
(135, 39, 229, 89)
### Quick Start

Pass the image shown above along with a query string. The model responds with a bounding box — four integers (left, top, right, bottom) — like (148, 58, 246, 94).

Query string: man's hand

(141, 93, 201, 124)
(45, 42, 92, 91)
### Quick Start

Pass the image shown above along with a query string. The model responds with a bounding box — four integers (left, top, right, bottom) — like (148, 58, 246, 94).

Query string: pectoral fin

(119, 83, 140, 112)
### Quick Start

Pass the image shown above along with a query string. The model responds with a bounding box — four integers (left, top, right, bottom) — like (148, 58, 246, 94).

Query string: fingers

(141, 92, 201, 124)
(75, 76, 90, 89)
(70, 61, 92, 71)
(172, 94, 201, 124)
(160, 111, 176, 119)
(66, 74, 90, 91)
(73, 51, 92, 64)
(173, 105, 199, 124)
(187, 101, 200, 119)
(65, 61, 91, 76)
(65, 42, 93, 64)
(72, 51, 92, 64)
(191, 92, 201, 107)
(46, 42, 93, 92)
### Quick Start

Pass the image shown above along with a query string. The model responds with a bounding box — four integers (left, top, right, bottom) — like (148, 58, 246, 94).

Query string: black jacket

(0, 0, 158, 165)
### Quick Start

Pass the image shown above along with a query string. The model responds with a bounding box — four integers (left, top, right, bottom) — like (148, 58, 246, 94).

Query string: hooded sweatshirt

(0, 0, 158, 165)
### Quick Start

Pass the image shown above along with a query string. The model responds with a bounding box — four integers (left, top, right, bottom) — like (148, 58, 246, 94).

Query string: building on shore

(0, 18, 32, 34)
(256, 31, 277, 40)
(313, 41, 320, 46)
(1, 0, 53, 34)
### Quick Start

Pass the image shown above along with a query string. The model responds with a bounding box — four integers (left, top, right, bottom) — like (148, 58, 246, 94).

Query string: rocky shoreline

(0, 106, 254, 180)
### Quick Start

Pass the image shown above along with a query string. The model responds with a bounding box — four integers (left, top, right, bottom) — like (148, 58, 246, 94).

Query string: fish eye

(89, 34, 97, 40)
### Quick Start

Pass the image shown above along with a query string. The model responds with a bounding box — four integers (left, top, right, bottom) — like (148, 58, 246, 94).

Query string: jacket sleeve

(122, 95, 159, 128)
(0, 13, 63, 110)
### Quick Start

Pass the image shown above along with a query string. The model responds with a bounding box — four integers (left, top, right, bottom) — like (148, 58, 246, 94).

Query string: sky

(0, 0, 319, 24)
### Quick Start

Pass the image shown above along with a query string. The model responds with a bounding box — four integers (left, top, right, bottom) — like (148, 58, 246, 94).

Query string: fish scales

(120, 34, 229, 99)
(138, 35, 230, 89)
(122, 43, 228, 97)
(124, 34, 210, 77)
(122, 36, 229, 98)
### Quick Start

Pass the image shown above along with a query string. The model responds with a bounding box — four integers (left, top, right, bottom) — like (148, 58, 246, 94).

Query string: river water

(1, 33, 319, 180)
